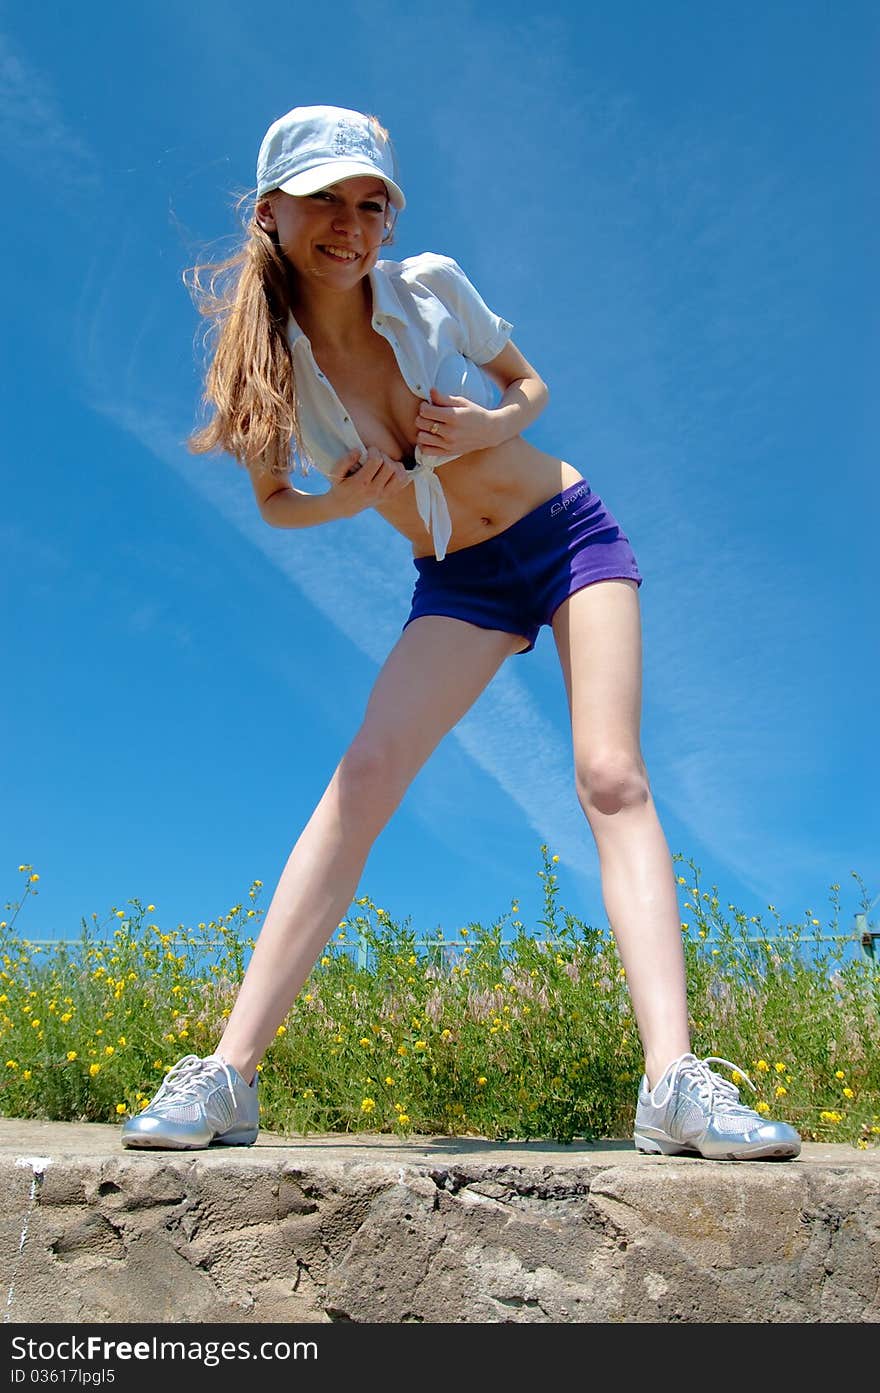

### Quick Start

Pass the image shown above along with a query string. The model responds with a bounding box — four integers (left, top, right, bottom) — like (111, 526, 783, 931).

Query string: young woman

(122, 105, 800, 1161)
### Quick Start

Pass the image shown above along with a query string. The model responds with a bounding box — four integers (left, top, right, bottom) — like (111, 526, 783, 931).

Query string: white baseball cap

(256, 104, 405, 210)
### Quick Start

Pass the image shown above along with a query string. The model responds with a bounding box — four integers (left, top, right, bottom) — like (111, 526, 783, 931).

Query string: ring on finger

(429, 421, 441, 436)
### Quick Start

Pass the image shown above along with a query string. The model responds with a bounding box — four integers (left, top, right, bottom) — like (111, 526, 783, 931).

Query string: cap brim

(276, 159, 405, 210)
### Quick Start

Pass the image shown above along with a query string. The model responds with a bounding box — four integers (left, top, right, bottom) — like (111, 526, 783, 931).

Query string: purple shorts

(403, 480, 643, 655)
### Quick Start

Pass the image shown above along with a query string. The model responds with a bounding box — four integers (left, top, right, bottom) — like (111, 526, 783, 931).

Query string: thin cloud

(0, 32, 99, 194)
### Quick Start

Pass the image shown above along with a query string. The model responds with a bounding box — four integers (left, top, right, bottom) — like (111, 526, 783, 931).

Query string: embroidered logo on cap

(333, 118, 380, 162)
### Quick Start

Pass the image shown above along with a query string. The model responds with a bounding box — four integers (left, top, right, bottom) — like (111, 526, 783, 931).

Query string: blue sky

(1, 1, 876, 955)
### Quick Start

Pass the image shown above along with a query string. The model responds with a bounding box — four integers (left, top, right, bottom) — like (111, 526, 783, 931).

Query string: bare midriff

(375, 438, 585, 557)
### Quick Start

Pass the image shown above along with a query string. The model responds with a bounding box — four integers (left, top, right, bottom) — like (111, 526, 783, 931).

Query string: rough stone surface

(1, 1120, 878, 1323)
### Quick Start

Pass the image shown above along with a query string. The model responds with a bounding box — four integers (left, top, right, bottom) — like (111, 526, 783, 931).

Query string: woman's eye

(363, 202, 384, 213)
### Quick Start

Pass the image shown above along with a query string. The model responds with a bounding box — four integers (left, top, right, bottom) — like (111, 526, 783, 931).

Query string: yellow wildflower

(414, 1041, 427, 1051)
(67, 1051, 77, 1061)
(477, 1076, 487, 1086)
(834, 1070, 845, 1080)
(115, 1104, 127, 1116)
(397, 1045, 407, 1056)
(275, 1025, 287, 1037)
(775, 1086, 787, 1098)
(22, 1070, 31, 1081)
(756, 1060, 770, 1073)
(756, 1100, 770, 1114)
(360, 1097, 376, 1114)
(104, 1046, 115, 1057)
(843, 1087, 854, 1099)
(359, 1038, 371, 1047)
(398, 1114, 410, 1126)
(89, 1063, 101, 1077)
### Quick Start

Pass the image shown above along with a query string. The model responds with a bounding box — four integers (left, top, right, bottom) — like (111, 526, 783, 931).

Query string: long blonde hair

(186, 116, 398, 479)
(185, 198, 302, 477)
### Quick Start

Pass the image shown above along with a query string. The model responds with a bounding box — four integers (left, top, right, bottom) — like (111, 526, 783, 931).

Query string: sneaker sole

(121, 1127, 258, 1151)
(634, 1131, 799, 1161)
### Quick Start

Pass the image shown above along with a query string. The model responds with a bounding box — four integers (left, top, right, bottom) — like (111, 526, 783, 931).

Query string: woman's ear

(255, 197, 277, 234)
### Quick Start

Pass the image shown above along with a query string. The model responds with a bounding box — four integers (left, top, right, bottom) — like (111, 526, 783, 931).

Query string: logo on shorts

(550, 484, 590, 516)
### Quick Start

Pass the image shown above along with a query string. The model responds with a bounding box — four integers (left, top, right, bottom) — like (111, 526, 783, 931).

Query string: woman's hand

(415, 388, 501, 457)
(328, 446, 411, 517)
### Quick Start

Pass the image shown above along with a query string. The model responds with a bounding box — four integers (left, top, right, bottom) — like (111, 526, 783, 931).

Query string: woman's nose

(330, 204, 358, 234)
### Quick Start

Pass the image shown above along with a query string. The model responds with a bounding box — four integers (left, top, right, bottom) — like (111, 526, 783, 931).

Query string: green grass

(1, 848, 877, 1146)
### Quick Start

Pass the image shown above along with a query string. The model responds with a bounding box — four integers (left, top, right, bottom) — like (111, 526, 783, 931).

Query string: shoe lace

(154, 1054, 236, 1107)
(671, 1054, 758, 1116)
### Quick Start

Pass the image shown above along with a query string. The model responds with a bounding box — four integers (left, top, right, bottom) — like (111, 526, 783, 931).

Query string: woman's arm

(252, 447, 411, 527)
(415, 340, 549, 456)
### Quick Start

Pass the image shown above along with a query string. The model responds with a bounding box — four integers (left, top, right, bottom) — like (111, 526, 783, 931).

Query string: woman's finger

(330, 448, 363, 480)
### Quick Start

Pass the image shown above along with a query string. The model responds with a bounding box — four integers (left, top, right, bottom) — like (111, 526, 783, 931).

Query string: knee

(574, 750, 650, 817)
(336, 735, 408, 815)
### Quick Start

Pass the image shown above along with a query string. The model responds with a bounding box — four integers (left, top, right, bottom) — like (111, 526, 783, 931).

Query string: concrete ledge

(1, 1120, 878, 1323)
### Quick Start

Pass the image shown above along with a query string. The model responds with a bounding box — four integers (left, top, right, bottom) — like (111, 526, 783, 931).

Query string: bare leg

(553, 580, 691, 1089)
(216, 617, 526, 1082)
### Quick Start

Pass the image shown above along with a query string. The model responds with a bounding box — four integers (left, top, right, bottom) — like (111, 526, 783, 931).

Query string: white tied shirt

(286, 253, 514, 561)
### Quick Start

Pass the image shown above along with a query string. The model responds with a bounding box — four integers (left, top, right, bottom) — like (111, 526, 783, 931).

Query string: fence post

(855, 912, 876, 966)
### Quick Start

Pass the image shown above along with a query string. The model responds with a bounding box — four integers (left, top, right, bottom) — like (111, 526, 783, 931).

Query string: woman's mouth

(317, 245, 360, 263)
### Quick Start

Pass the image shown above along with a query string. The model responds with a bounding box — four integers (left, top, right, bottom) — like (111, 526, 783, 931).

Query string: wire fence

(12, 912, 879, 974)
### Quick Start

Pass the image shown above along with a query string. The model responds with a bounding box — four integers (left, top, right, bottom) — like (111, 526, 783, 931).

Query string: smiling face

(256, 176, 391, 288)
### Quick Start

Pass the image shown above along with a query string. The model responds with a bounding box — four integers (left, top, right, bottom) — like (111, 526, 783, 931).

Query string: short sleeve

(411, 254, 514, 364)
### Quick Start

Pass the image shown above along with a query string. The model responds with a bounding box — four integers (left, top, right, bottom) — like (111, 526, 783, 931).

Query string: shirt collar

(368, 260, 409, 326)
(286, 258, 408, 348)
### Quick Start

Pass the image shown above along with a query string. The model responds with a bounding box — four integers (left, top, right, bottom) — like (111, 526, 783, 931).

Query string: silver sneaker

(121, 1054, 259, 1150)
(634, 1052, 801, 1160)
